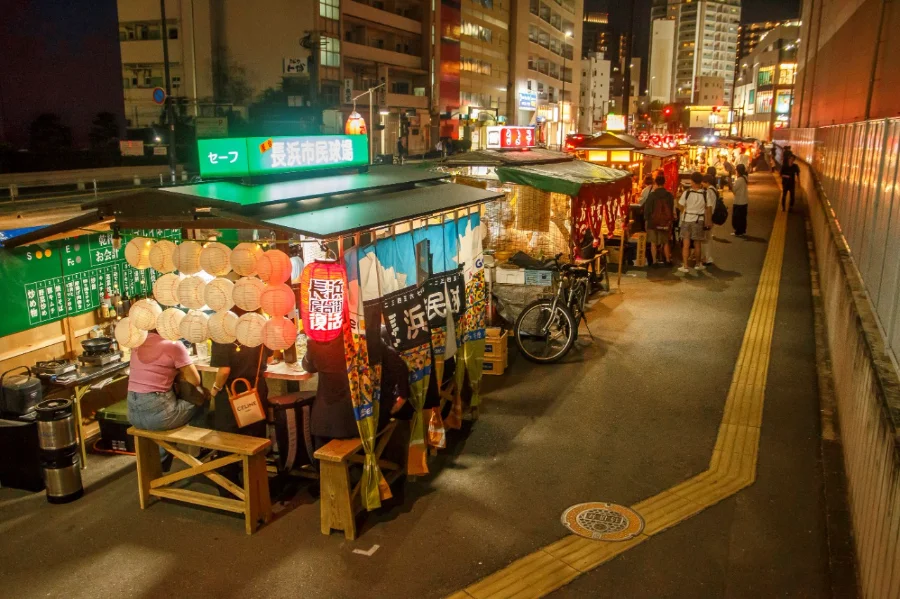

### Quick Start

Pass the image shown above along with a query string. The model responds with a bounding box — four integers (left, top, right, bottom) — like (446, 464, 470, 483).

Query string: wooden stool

(314, 421, 404, 540)
(128, 426, 272, 535)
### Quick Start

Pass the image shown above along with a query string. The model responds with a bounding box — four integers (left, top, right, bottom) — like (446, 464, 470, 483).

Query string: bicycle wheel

(514, 299, 577, 364)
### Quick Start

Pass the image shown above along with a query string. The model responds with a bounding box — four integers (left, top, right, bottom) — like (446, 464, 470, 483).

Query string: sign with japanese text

(485, 126, 535, 150)
(606, 113, 626, 132)
(198, 135, 369, 178)
(424, 269, 465, 329)
(381, 285, 430, 352)
(518, 91, 537, 110)
(283, 57, 306, 74)
(300, 260, 348, 343)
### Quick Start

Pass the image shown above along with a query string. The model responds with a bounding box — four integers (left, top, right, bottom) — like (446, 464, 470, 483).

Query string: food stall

(0, 132, 502, 517)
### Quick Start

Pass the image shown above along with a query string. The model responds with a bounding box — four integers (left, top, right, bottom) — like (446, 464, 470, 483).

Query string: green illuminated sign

(198, 135, 369, 178)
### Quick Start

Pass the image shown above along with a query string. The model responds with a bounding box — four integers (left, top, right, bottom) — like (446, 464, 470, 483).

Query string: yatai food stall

(568, 131, 681, 194)
(0, 132, 502, 523)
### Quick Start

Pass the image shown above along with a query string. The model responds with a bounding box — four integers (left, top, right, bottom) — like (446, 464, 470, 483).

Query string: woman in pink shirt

(127, 330, 205, 468)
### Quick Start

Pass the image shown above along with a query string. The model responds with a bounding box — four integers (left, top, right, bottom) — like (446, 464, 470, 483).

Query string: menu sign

(485, 126, 535, 150)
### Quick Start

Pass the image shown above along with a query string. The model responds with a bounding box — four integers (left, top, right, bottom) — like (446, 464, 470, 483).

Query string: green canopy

(496, 160, 631, 197)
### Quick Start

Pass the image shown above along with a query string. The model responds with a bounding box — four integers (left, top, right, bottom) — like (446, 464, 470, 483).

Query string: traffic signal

(663, 106, 672, 117)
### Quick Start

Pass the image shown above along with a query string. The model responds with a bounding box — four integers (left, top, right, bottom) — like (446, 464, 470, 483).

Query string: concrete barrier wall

(800, 161, 900, 599)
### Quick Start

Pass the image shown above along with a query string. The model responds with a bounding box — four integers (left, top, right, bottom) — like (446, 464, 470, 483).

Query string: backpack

(711, 188, 729, 225)
(650, 192, 674, 230)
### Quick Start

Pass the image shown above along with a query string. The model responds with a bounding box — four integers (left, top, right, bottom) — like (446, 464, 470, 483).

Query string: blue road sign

(152, 87, 167, 105)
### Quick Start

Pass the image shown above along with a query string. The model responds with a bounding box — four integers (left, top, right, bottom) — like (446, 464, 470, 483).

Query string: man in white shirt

(701, 174, 719, 264)
(677, 172, 713, 273)
(738, 150, 751, 170)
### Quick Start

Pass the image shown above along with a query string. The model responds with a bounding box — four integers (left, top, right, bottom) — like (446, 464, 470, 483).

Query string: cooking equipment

(81, 337, 113, 355)
(33, 360, 77, 377)
(35, 399, 77, 455)
(41, 449, 83, 504)
(77, 350, 123, 367)
(1, 366, 43, 417)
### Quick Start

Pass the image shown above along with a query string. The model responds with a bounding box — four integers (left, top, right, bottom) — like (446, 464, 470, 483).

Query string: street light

(560, 30, 572, 149)
(352, 83, 386, 164)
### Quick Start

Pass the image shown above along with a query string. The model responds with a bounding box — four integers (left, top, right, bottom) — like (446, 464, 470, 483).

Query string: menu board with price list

(0, 229, 180, 338)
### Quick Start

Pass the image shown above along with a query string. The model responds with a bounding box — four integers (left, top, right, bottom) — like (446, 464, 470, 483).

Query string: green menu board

(0, 228, 180, 338)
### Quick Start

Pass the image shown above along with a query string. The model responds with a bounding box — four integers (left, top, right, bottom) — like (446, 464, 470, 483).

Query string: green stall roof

(496, 161, 632, 196)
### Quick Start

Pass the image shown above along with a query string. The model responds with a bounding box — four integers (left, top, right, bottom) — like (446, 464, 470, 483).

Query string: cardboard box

(494, 268, 526, 285)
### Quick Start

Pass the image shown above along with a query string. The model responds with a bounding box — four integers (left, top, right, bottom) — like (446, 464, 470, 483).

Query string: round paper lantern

(231, 242, 264, 277)
(177, 275, 207, 310)
(235, 312, 267, 347)
(260, 283, 296, 318)
(263, 316, 297, 351)
(115, 317, 147, 349)
(175, 240, 203, 275)
(199, 242, 232, 277)
(290, 256, 304, 283)
(345, 111, 367, 136)
(233, 276, 265, 312)
(125, 237, 152, 270)
(205, 277, 235, 312)
(129, 299, 162, 331)
(208, 311, 239, 344)
(179, 310, 209, 343)
(257, 249, 293, 283)
(300, 260, 348, 343)
(156, 308, 186, 341)
(149, 239, 178, 273)
(153, 272, 184, 306)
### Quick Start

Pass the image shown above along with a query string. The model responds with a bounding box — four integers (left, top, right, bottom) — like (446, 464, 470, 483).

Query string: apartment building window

(320, 0, 340, 20)
(461, 57, 492, 75)
(462, 21, 492, 42)
(550, 12, 562, 30)
(529, 25, 538, 42)
(540, 3, 551, 22)
(321, 37, 341, 67)
(530, 0, 539, 15)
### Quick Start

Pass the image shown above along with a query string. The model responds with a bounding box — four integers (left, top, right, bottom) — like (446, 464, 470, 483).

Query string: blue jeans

(127, 390, 205, 459)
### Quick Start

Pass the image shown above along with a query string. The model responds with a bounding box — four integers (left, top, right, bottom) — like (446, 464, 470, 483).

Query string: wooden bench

(128, 426, 272, 535)
(313, 421, 405, 540)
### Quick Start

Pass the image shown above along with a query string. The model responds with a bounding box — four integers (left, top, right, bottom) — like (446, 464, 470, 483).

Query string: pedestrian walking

(722, 157, 735, 190)
(677, 172, 712, 273)
(732, 164, 750, 236)
(644, 174, 675, 266)
(780, 153, 800, 211)
(700, 174, 719, 265)
(638, 175, 654, 206)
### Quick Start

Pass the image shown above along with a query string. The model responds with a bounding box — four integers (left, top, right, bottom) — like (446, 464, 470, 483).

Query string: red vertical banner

(440, 0, 461, 139)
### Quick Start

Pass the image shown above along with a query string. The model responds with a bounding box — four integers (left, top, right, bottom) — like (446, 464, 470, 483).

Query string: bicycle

(513, 255, 595, 364)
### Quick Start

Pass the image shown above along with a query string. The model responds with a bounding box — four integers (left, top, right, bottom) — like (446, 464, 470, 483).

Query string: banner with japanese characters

(453, 214, 488, 410)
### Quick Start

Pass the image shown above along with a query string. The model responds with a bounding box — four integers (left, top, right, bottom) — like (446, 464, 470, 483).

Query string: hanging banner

(382, 285, 430, 352)
(424, 268, 465, 329)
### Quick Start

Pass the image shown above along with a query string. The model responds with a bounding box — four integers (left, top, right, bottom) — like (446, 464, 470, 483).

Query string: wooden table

(192, 357, 313, 382)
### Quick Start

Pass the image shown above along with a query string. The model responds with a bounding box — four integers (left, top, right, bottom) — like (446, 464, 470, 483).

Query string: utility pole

(621, 0, 636, 132)
(160, 0, 177, 183)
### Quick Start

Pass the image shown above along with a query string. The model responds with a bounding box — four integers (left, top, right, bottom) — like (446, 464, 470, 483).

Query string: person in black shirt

(780, 153, 801, 212)
(301, 336, 357, 450)
(209, 339, 271, 439)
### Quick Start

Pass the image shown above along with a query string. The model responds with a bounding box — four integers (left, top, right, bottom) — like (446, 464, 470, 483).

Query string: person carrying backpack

(678, 172, 713, 273)
(700, 174, 726, 265)
(643, 174, 675, 266)
(732, 163, 750, 236)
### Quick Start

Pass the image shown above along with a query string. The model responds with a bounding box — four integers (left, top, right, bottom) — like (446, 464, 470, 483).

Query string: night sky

(589, 0, 803, 88)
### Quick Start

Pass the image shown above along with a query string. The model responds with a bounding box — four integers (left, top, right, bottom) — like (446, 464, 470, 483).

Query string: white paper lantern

(263, 316, 297, 351)
(149, 239, 178, 273)
(235, 312, 267, 347)
(177, 275, 207, 310)
(199, 242, 232, 277)
(157, 308, 186, 341)
(231, 242, 264, 277)
(115, 317, 148, 349)
(129, 299, 162, 331)
(205, 277, 235, 312)
(259, 282, 296, 318)
(233, 276, 265, 312)
(175, 240, 203, 275)
(208, 310, 239, 344)
(290, 256, 304, 284)
(152, 272, 184, 306)
(179, 310, 209, 343)
(125, 237, 152, 270)
(257, 249, 293, 283)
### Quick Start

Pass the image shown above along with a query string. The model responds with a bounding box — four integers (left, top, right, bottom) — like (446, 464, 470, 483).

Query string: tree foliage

(28, 113, 72, 153)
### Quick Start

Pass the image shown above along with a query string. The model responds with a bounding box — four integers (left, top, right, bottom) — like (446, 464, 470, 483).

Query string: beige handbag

(227, 347, 266, 428)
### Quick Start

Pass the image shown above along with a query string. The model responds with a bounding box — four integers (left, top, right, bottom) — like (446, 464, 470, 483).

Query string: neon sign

(198, 135, 369, 178)
(485, 126, 535, 150)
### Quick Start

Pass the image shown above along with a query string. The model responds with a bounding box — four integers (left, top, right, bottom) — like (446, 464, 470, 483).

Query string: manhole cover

(561, 502, 644, 541)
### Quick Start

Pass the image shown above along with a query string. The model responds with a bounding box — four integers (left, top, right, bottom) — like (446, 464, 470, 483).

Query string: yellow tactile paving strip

(451, 207, 789, 599)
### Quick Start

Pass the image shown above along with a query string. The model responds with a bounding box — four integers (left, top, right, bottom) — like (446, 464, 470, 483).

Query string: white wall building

(579, 54, 610, 133)
(693, 75, 725, 105)
(648, 18, 675, 103)
(671, 0, 740, 105)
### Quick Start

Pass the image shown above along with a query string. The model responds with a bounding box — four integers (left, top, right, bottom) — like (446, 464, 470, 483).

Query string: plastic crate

(96, 400, 134, 453)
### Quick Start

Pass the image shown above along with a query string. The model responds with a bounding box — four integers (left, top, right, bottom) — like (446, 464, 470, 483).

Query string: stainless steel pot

(35, 399, 77, 452)
(42, 450, 83, 504)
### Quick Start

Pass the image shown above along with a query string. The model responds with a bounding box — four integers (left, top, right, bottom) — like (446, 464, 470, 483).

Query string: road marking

(352, 544, 380, 556)
(452, 201, 789, 599)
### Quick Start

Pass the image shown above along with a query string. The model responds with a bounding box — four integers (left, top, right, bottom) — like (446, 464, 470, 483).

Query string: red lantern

(345, 111, 367, 136)
(299, 259, 348, 343)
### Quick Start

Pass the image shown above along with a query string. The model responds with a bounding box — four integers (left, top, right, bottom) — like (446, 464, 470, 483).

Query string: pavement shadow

(741, 235, 768, 243)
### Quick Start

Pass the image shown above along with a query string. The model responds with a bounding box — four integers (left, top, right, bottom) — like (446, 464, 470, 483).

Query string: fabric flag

(343, 248, 390, 509)
(381, 284, 432, 476)
(454, 214, 488, 410)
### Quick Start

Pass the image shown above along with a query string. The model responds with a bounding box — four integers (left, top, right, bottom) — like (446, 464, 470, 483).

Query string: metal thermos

(35, 399, 77, 454)
(41, 451, 83, 504)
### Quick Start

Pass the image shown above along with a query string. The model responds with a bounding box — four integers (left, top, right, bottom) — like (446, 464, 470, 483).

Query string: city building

(650, 0, 679, 22)
(671, 0, 740, 105)
(581, 11, 612, 60)
(693, 75, 724, 105)
(510, 0, 583, 148)
(648, 18, 675, 103)
(732, 22, 799, 140)
(579, 53, 610, 133)
(736, 19, 800, 73)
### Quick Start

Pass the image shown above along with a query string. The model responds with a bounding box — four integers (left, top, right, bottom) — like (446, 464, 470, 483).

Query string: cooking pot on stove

(1, 366, 43, 417)
(81, 337, 113, 354)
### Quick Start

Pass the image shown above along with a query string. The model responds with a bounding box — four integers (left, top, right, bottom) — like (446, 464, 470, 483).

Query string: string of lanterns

(115, 237, 298, 352)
